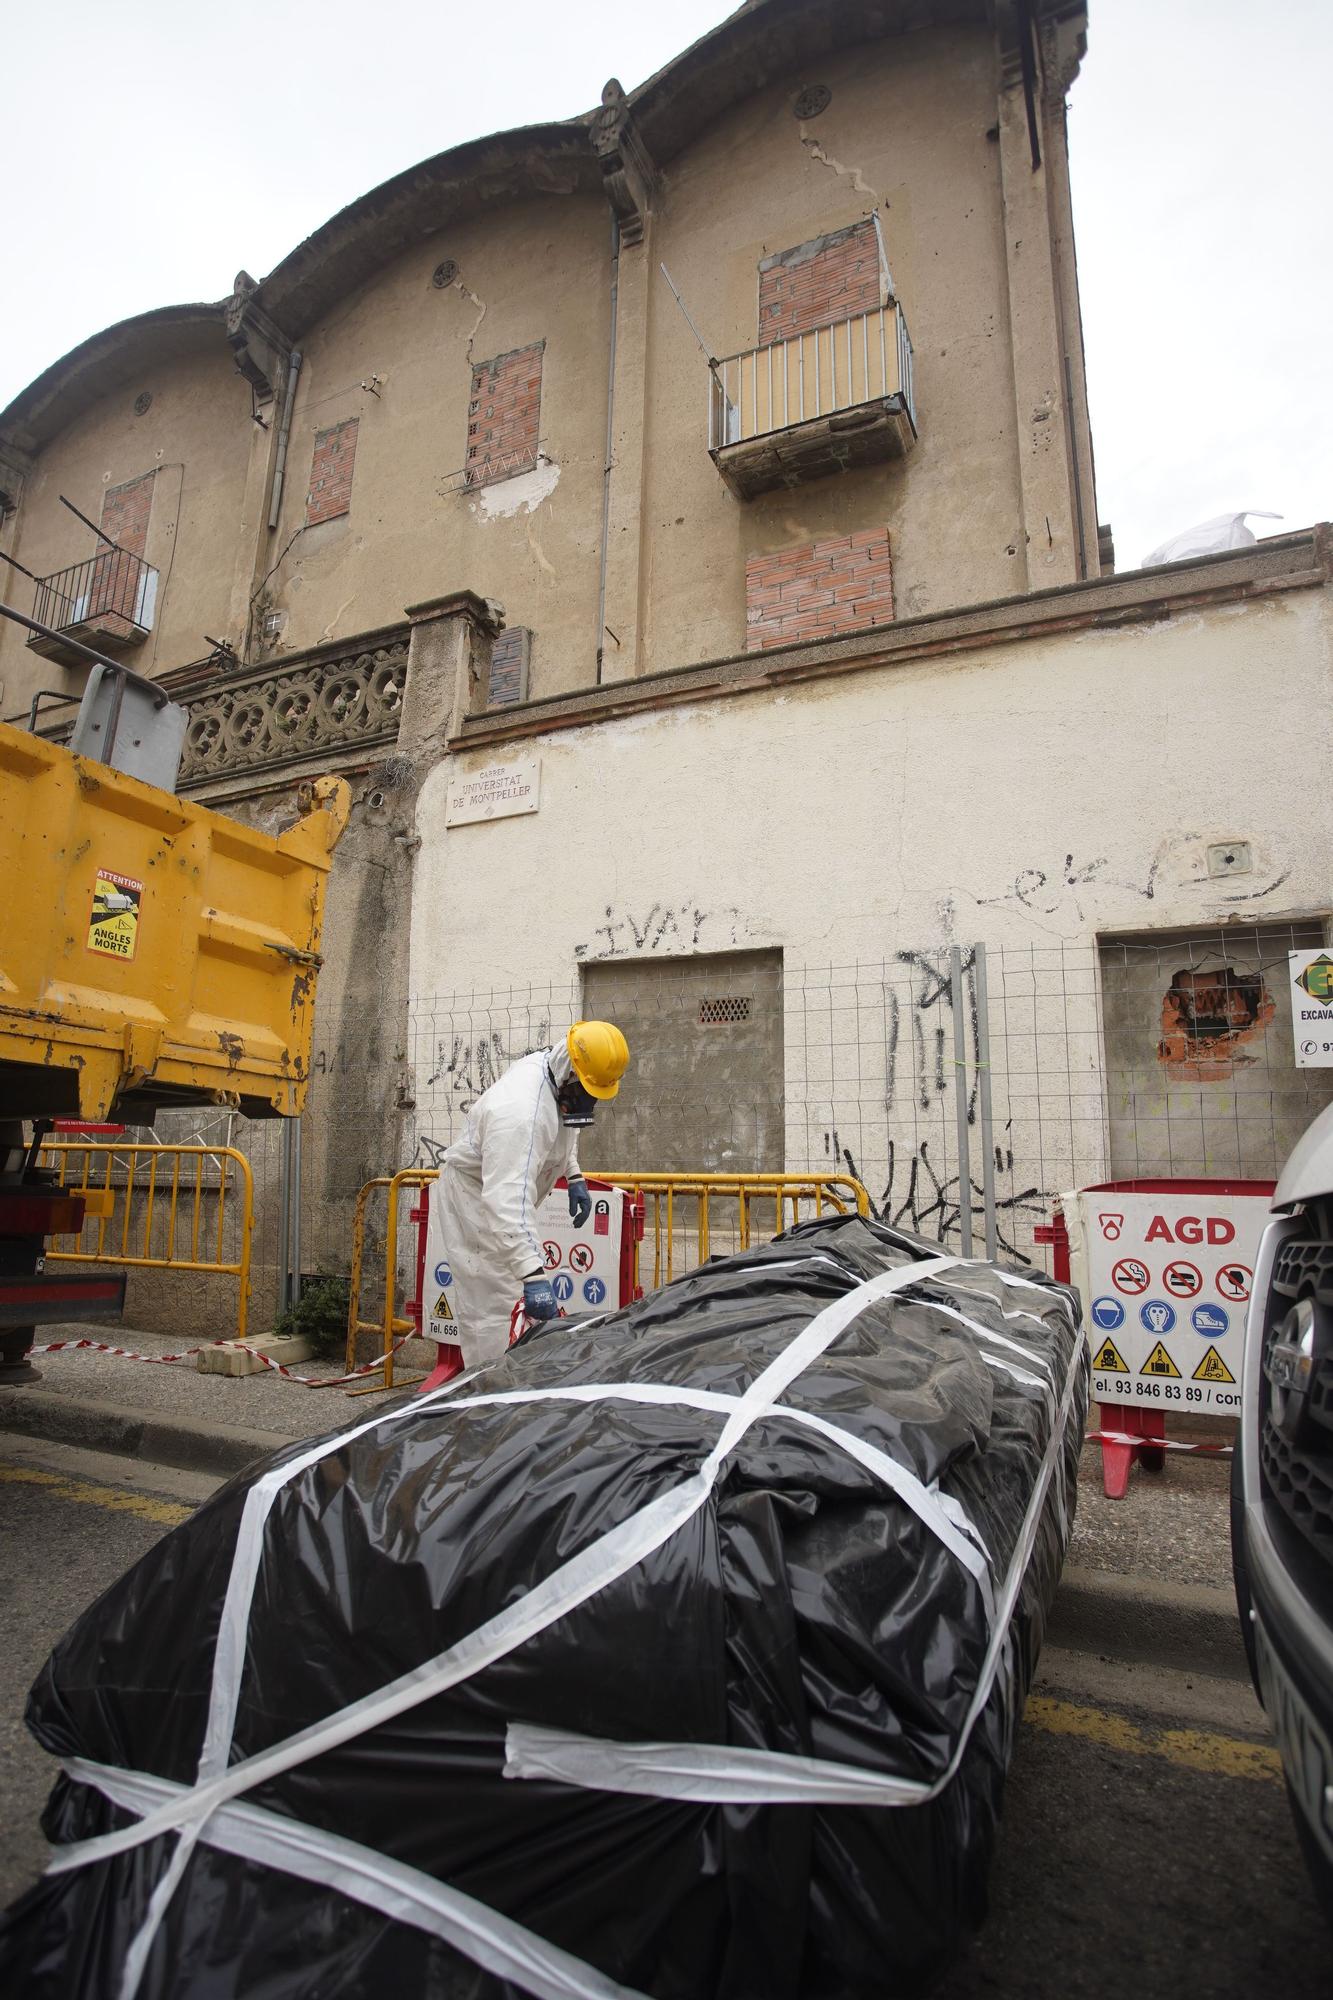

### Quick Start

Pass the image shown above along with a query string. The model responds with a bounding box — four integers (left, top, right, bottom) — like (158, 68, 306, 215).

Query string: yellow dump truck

(0, 607, 348, 1373)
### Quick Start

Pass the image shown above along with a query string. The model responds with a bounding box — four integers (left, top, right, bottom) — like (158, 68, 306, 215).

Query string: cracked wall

(0, 347, 253, 719)
(639, 26, 1025, 672)
(258, 193, 609, 693)
(412, 585, 1333, 1260)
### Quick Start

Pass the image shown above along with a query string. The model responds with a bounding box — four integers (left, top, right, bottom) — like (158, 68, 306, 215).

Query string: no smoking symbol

(1111, 1258, 1150, 1296)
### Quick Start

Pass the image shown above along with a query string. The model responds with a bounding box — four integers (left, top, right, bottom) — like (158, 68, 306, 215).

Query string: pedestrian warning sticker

(432, 1292, 454, 1322)
(1192, 1344, 1235, 1385)
(87, 869, 142, 962)
(1140, 1340, 1181, 1378)
(1092, 1336, 1130, 1374)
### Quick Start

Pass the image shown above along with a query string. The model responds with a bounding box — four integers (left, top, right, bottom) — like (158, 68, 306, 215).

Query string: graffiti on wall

(825, 1127, 1051, 1265)
(806, 947, 1054, 1263)
(976, 845, 1290, 926)
(574, 901, 743, 961)
(422, 1019, 552, 1116)
(888, 949, 982, 1121)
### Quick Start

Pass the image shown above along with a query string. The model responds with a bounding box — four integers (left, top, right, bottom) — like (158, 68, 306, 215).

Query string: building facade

(1, 0, 1329, 1329)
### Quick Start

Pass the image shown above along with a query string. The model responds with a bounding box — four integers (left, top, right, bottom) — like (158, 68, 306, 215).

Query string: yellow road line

(1027, 1693, 1281, 1784)
(0, 1462, 192, 1528)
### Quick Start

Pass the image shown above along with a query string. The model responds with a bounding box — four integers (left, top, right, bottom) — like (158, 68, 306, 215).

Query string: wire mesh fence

(102, 919, 1333, 1335)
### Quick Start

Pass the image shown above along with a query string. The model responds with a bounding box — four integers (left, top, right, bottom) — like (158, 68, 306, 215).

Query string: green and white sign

(1289, 950, 1333, 1069)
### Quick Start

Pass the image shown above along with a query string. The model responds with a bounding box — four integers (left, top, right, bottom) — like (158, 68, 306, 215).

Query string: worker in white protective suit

(435, 1021, 630, 1366)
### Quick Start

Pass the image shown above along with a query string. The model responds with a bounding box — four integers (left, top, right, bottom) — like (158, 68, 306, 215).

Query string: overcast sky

(4, 0, 1329, 567)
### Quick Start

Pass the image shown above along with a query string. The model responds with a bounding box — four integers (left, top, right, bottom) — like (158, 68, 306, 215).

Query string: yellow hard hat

(567, 1020, 630, 1100)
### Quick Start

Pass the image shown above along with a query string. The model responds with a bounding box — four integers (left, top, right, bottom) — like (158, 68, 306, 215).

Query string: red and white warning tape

(1083, 1428, 1233, 1458)
(28, 1338, 207, 1366)
(25, 1331, 418, 1390)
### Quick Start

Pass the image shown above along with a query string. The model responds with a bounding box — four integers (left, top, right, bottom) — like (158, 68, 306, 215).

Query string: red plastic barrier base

(1095, 1400, 1166, 1497)
(418, 1341, 465, 1395)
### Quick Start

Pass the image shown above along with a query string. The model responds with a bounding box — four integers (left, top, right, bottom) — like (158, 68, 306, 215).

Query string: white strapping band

(65, 1760, 652, 2000)
(502, 1315, 1085, 1809)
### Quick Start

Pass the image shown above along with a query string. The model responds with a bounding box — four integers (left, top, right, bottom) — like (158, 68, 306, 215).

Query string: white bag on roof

(1141, 510, 1281, 569)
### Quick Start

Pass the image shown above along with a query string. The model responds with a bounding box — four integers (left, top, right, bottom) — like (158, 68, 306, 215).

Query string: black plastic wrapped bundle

(0, 1215, 1088, 2000)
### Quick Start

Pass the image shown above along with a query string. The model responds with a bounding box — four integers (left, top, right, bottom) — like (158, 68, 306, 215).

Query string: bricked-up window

(306, 418, 360, 526)
(101, 471, 155, 557)
(87, 472, 158, 630)
(758, 220, 881, 346)
(466, 341, 544, 487)
(487, 627, 531, 707)
(745, 528, 893, 653)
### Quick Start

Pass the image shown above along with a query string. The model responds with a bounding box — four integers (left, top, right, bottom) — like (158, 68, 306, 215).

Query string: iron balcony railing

(708, 301, 917, 454)
(30, 548, 158, 644)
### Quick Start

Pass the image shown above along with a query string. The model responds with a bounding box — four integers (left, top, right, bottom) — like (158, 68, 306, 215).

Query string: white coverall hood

(433, 1047, 582, 1365)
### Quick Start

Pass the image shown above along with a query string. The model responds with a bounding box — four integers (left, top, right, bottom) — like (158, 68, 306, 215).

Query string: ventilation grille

(699, 996, 751, 1026)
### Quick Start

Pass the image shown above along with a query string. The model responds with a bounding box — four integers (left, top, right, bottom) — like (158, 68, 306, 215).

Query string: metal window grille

(487, 628, 531, 708)
(699, 996, 751, 1025)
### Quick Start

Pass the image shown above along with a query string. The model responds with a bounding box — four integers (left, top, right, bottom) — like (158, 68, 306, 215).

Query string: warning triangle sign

(1092, 1336, 1130, 1373)
(1140, 1340, 1181, 1378)
(1192, 1344, 1235, 1385)
(432, 1292, 454, 1322)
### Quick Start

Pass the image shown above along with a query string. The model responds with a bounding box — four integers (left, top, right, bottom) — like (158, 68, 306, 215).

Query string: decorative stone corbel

(590, 78, 657, 246)
(225, 270, 293, 404)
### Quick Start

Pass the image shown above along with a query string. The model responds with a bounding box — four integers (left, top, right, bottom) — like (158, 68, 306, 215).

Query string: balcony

(708, 303, 917, 501)
(27, 549, 158, 667)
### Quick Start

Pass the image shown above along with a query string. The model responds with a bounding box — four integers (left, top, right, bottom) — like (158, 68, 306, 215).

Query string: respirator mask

(554, 1073, 598, 1127)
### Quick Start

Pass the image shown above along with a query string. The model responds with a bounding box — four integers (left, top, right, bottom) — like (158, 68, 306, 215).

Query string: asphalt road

(0, 1437, 1328, 1995)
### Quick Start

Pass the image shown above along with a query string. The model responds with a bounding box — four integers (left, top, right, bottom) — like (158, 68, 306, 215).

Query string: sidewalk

(0, 1323, 434, 1478)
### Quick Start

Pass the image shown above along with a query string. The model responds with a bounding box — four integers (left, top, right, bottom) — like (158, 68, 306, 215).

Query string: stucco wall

(0, 348, 253, 722)
(407, 584, 1332, 1254)
(415, 589, 1331, 979)
(259, 194, 611, 691)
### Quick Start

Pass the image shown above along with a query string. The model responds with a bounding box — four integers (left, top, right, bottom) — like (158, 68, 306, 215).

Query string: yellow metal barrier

(596, 1172, 870, 1290)
(345, 1168, 871, 1391)
(39, 1141, 255, 1341)
(344, 1169, 435, 1389)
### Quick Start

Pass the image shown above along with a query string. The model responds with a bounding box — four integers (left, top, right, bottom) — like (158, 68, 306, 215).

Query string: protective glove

(522, 1275, 560, 1323)
(567, 1175, 592, 1229)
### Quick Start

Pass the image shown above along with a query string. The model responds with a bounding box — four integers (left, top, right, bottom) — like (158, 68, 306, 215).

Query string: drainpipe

(595, 214, 621, 683)
(267, 348, 304, 532)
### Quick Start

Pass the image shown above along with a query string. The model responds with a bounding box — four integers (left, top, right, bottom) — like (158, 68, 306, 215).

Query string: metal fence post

(949, 946, 973, 1258)
(291, 1115, 303, 1310)
(278, 1116, 300, 1318)
(974, 944, 998, 1263)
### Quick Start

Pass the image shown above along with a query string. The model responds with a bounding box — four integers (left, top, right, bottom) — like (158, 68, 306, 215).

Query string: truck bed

(0, 721, 349, 1122)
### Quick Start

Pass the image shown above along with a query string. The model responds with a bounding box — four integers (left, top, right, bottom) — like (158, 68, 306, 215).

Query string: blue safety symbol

(1139, 1299, 1177, 1335)
(1091, 1297, 1124, 1331)
(1191, 1302, 1229, 1336)
(582, 1276, 607, 1306)
(552, 1273, 574, 1303)
(433, 1262, 452, 1288)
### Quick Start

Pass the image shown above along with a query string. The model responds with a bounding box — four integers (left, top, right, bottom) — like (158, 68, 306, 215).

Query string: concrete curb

(0, 1387, 299, 1481)
(1050, 1563, 1248, 1681)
